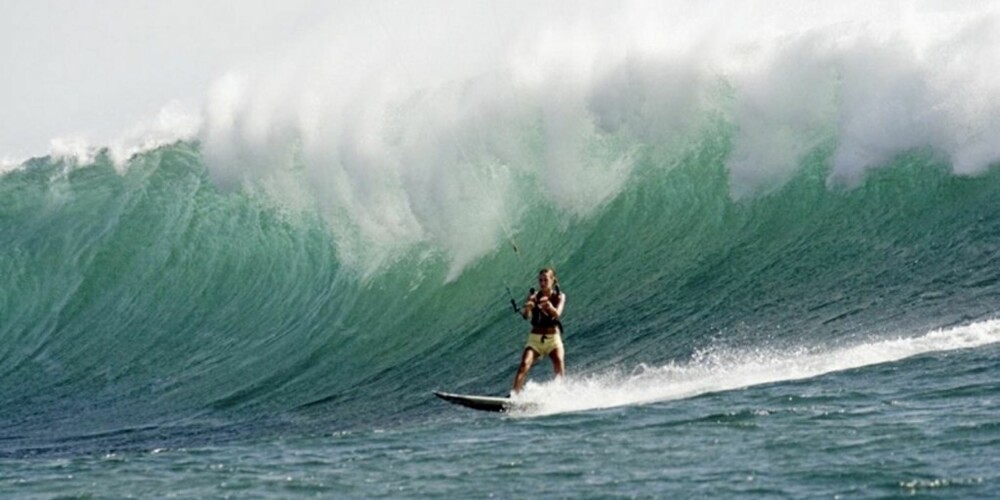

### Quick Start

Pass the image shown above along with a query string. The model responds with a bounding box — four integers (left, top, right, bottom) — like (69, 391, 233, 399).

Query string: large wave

(194, 1, 1000, 278)
(4, 1, 1000, 455)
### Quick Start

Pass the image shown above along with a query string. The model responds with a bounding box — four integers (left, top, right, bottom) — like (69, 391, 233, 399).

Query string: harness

(530, 287, 563, 339)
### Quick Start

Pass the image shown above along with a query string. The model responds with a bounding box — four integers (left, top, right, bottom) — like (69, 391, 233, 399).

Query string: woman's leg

(512, 348, 539, 393)
(550, 345, 565, 378)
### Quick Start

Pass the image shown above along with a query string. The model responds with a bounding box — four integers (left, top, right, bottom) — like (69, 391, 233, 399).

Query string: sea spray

(512, 319, 1000, 416)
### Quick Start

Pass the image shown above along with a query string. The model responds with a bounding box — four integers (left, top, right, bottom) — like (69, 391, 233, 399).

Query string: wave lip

(512, 319, 1000, 416)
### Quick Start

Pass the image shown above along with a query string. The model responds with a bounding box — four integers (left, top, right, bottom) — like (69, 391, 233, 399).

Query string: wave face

(5, 135, 1000, 455)
(4, 4, 1000, 456)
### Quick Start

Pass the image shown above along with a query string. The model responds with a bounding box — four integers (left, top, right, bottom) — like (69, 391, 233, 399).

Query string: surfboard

(433, 391, 514, 412)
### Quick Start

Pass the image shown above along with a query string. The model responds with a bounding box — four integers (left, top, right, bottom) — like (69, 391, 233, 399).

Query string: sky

(1, 0, 994, 164)
(0, 0, 573, 161)
(0, 0, 325, 159)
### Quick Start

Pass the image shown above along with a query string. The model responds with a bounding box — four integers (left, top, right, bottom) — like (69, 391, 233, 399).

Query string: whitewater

(3, 1, 1000, 497)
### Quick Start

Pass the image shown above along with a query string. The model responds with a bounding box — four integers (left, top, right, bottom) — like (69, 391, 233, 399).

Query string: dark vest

(530, 292, 563, 331)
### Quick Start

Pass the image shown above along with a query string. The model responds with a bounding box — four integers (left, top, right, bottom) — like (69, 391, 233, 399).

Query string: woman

(511, 268, 566, 394)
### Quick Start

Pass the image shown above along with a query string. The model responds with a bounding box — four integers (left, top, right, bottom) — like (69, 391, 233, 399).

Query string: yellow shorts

(525, 333, 563, 357)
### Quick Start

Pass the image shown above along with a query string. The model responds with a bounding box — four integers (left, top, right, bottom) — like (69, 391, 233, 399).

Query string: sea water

(3, 2, 1000, 497)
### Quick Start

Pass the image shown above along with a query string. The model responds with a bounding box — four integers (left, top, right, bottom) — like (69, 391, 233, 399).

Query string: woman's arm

(540, 293, 566, 320)
(522, 292, 536, 319)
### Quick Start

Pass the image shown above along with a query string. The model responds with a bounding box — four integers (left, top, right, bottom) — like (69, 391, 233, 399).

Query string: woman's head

(538, 268, 557, 291)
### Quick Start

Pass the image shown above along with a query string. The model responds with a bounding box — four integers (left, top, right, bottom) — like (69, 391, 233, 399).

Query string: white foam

(511, 318, 1000, 416)
(5, 102, 202, 174)
(0, 156, 23, 174)
(192, 2, 1000, 277)
(9, 2, 1000, 278)
(49, 136, 100, 166)
(106, 101, 201, 170)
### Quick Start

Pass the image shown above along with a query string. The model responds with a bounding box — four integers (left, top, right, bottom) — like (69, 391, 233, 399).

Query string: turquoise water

(2, 129, 1000, 496)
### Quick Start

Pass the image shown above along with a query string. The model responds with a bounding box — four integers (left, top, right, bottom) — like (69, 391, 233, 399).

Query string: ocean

(3, 3, 1000, 497)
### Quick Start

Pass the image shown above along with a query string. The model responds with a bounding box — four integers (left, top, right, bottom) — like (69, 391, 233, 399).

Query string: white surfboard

(433, 391, 517, 412)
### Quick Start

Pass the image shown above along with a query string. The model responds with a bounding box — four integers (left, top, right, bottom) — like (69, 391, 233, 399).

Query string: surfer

(511, 268, 566, 394)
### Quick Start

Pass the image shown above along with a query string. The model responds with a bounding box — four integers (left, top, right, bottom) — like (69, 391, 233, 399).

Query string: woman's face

(538, 272, 553, 290)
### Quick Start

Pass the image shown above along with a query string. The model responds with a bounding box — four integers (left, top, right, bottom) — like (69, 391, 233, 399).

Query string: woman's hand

(522, 292, 536, 319)
(537, 295, 551, 314)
